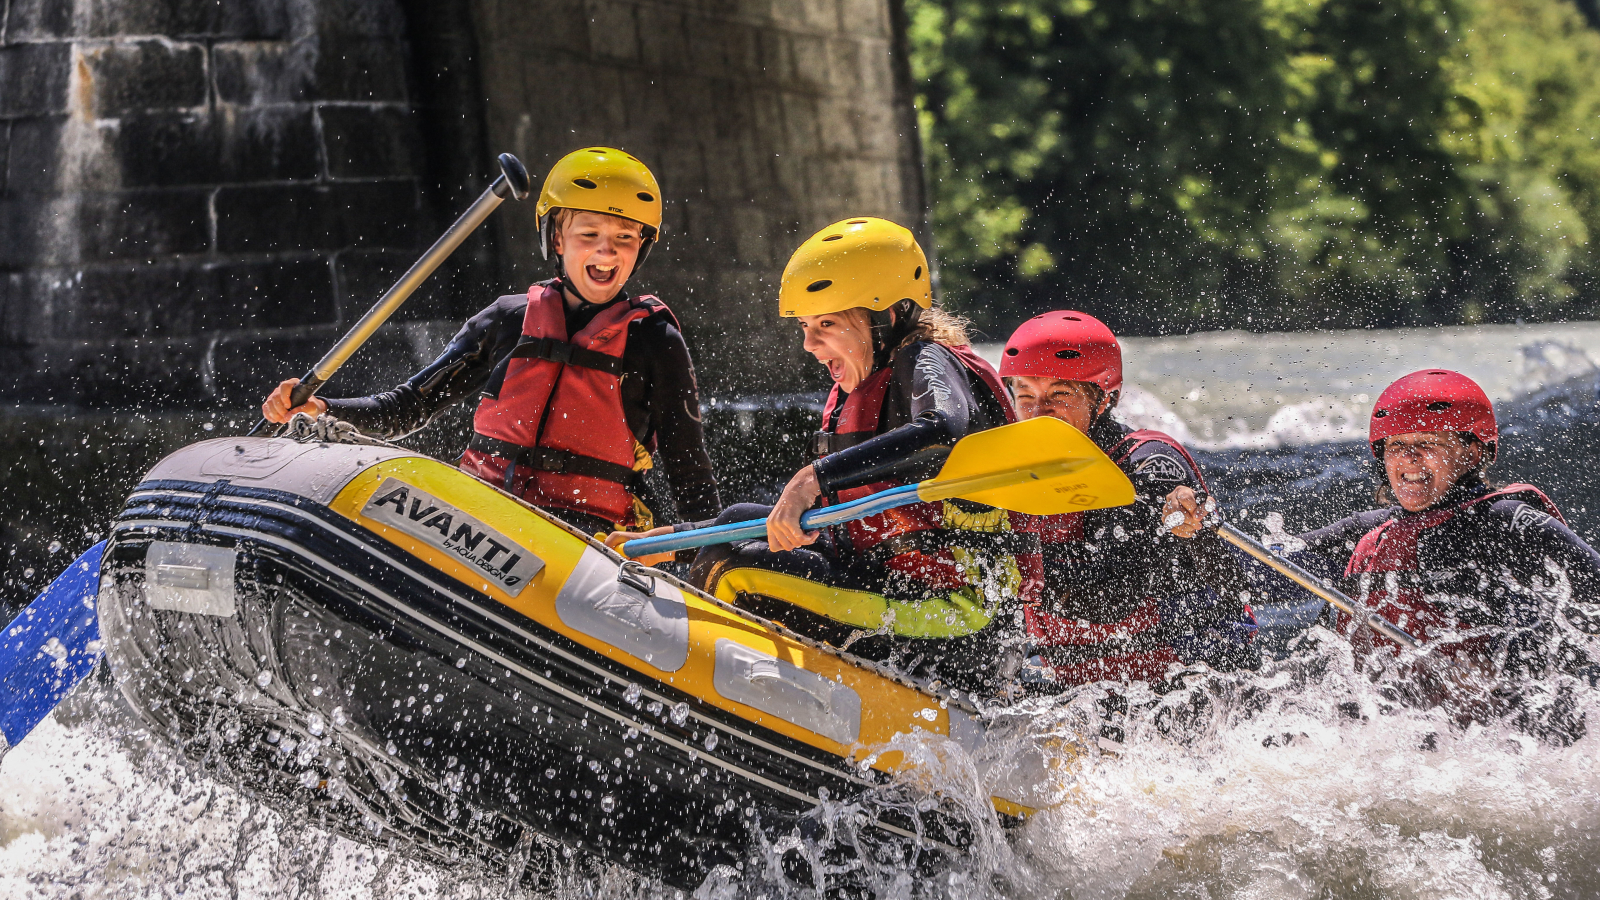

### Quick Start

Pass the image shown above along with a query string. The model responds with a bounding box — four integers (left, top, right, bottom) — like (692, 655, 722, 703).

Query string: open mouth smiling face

(798, 311, 873, 392)
(1384, 431, 1480, 511)
(553, 210, 643, 302)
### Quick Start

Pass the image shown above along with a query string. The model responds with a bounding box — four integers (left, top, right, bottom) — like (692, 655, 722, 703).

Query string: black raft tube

(248, 153, 533, 436)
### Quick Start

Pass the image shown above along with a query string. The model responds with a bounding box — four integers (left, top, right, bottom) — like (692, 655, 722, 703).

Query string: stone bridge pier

(0, 0, 927, 405)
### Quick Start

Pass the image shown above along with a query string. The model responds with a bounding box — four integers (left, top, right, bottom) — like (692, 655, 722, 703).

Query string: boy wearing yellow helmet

(681, 218, 1039, 695)
(263, 148, 720, 534)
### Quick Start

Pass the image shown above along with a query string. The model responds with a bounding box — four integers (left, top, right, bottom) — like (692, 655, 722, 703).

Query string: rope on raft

(282, 412, 405, 449)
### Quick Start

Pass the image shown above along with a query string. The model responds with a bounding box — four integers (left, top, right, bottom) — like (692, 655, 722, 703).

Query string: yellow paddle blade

(918, 417, 1136, 516)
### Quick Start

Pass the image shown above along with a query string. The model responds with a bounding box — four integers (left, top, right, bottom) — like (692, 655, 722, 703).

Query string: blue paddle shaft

(623, 484, 923, 557)
(0, 541, 106, 753)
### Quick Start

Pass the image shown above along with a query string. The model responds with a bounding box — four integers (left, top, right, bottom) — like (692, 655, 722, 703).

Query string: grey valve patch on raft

(712, 639, 861, 744)
(144, 541, 236, 617)
(555, 546, 690, 672)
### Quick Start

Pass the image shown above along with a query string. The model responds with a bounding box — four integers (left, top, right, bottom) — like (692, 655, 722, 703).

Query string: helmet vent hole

(1062, 315, 1081, 321)
(1374, 409, 1389, 418)
(573, 178, 598, 189)
(914, 266, 923, 279)
(1427, 401, 1453, 412)
(847, 219, 868, 224)
(806, 280, 833, 292)
(1055, 349, 1082, 360)
(636, 191, 655, 202)
(822, 234, 844, 242)
(1005, 348, 1019, 356)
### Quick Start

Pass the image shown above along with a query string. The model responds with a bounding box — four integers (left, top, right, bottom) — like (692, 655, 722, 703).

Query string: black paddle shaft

(248, 153, 531, 435)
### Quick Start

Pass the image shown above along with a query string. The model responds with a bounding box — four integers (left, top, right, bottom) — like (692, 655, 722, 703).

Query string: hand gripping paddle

(0, 541, 106, 759)
(622, 417, 1136, 558)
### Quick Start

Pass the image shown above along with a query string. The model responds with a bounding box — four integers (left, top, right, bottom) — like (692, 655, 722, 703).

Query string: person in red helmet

(1295, 369, 1600, 731)
(1001, 311, 1258, 690)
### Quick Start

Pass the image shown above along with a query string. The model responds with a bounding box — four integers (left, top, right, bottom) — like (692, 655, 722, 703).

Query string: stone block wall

(0, 0, 925, 405)
(0, 0, 477, 406)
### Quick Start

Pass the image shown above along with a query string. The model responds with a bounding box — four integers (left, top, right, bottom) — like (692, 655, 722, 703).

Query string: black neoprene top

(811, 341, 1009, 497)
(323, 280, 722, 522)
(1297, 478, 1600, 677)
(1042, 415, 1252, 631)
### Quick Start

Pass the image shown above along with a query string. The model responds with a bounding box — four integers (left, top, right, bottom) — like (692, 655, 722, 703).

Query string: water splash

(4, 633, 1598, 899)
(0, 688, 667, 899)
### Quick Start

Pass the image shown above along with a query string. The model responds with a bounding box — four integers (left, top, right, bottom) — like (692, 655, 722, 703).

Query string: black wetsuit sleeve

(813, 343, 977, 495)
(323, 295, 528, 439)
(1483, 499, 1600, 632)
(630, 314, 721, 521)
(1292, 510, 1394, 586)
(1042, 431, 1227, 623)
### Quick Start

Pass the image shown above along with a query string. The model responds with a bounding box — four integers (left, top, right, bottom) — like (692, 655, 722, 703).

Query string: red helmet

(1000, 311, 1122, 394)
(1369, 369, 1497, 459)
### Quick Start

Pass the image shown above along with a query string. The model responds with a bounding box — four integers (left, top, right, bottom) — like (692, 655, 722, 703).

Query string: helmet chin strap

(868, 300, 924, 368)
(546, 223, 602, 306)
(556, 270, 602, 306)
(1088, 389, 1119, 430)
(547, 223, 648, 308)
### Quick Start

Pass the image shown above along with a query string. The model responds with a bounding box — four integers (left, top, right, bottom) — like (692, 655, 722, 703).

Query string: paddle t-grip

(495, 153, 531, 200)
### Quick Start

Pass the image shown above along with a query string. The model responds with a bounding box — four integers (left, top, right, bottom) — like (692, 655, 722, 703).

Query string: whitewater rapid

(978, 320, 1600, 450)
(6, 322, 1600, 898)
(6, 636, 1597, 899)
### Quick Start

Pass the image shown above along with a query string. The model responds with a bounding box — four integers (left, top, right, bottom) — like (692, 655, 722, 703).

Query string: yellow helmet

(537, 147, 663, 261)
(778, 217, 932, 318)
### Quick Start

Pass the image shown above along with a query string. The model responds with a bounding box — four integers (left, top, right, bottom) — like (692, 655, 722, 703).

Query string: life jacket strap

(467, 434, 641, 490)
(505, 336, 626, 376)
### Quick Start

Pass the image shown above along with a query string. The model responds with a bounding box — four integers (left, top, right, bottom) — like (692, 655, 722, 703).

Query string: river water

(3, 323, 1600, 898)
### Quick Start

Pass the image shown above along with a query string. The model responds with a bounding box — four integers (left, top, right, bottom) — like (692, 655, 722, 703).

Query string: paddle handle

(248, 154, 531, 436)
(622, 484, 921, 557)
(1217, 522, 1420, 649)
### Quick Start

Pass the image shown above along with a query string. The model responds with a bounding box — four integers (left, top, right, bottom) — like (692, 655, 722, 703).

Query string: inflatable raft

(97, 434, 1035, 888)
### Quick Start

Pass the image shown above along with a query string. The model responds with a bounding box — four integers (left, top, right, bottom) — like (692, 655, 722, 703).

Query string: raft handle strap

(618, 560, 657, 596)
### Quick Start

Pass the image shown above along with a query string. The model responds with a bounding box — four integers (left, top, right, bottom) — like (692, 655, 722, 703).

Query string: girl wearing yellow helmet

(681, 217, 1040, 695)
(263, 148, 720, 536)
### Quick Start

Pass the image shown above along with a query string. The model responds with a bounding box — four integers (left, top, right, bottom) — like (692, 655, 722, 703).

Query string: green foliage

(909, 0, 1600, 335)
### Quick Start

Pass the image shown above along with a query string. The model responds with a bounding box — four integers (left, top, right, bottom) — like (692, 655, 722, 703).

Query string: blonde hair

(831, 304, 972, 356)
(902, 306, 971, 347)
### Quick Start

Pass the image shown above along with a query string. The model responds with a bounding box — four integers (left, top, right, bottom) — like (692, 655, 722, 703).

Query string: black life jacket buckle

(809, 431, 833, 458)
(539, 337, 573, 365)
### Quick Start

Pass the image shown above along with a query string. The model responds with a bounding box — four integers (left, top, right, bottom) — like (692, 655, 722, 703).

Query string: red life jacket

(459, 283, 673, 524)
(815, 344, 1041, 598)
(1340, 484, 1566, 659)
(1026, 429, 1209, 686)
